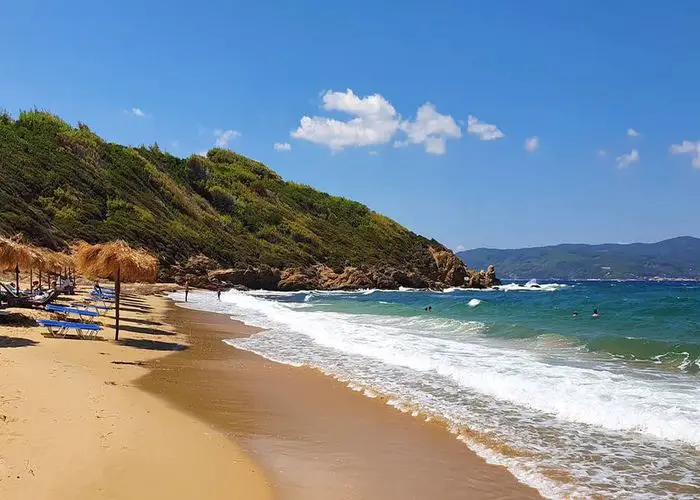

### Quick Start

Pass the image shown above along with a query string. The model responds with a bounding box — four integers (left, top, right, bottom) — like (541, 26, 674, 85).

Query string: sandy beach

(1, 284, 540, 499)
(0, 285, 271, 500)
(141, 297, 541, 500)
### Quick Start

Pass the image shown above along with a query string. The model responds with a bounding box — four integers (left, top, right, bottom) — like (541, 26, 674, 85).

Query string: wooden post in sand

(74, 240, 157, 343)
(115, 265, 121, 341)
(14, 264, 20, 293)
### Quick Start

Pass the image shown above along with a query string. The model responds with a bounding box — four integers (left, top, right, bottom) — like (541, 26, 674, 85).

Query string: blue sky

(3, 1, 700, 250)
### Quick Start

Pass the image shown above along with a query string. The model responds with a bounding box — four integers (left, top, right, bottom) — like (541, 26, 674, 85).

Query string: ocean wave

(174, 289, 700, 498)
(494, 283, 568, 292)
(585, 336, 700, 370)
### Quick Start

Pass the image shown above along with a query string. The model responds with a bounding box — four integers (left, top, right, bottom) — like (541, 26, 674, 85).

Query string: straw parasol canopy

(74, 241, 157, 283)
(74, 240, 158, 341)
(40, 248, 74, 274)
(0, 236, 33, 271)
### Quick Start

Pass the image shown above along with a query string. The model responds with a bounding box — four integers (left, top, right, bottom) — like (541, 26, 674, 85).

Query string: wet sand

(139, 299, 541, 500)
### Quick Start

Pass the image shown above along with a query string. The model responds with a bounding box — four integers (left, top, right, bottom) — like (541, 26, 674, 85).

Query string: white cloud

(273, 142, 292, 152)
(124, 107, 148, 117)
(399, 103, 461, 155)
(524, 136, 539, 152)
(467, 115, 504, 141)
(616, 148, 639, 168)
(369, 150, 379, 156)
(670, 140, 700, 168)
(214, 129, 241, 148)
(171, 140, 179, 148)
(197, 150, 208, 157)
(455, 244, 466, 252)
(291, 89, 400, 151)
(323, 88, 397, 118)
(627, 128, 640, 137)
(597, 149, 608, 158)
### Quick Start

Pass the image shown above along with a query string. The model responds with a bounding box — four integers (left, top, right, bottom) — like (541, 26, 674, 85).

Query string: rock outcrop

(166, 246, 500, 291)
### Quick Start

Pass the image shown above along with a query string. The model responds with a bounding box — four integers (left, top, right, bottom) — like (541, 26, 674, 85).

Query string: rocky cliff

(170, 249, 500, 291)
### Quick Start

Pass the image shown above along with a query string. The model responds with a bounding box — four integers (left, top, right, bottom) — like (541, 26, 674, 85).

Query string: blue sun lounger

(36, 319, 103, 339)
(45, 304, 99, 321)
(72, 302, 111, 315)
(89, 292, 115, 307)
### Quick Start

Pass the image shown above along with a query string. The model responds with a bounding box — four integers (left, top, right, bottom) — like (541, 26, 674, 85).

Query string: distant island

(457, 236, 700, 280)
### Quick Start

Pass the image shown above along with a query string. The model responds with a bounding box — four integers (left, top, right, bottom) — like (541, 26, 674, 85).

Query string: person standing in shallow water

(184, 280, 189, 302)
(217, 289, 221, 301)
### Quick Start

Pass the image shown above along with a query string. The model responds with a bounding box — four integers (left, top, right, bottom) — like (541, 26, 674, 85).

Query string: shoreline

(139, 295, 541, 499)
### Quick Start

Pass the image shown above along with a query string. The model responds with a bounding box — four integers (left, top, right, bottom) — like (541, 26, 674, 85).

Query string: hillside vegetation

(458, 237, 700, 280)
(0, 110, 477, 288)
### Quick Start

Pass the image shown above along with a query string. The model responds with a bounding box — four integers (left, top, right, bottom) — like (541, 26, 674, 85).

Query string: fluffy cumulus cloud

(627, 128, 640, 137)
(467, 115, 504, 140)
(524, 136, 539, 152)
(670, 140, 700, 168)
(368, 150, 379, 156)
(273, 142, 292, 152)
(291, 89, 400, 151)
(597, 149, 608, 158)
(398, 103, 461, 155)
(214, 129, 241, 148)
(616, 148, 640, 168)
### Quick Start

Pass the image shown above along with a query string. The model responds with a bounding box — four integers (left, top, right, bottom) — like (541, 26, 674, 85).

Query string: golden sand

(0, 286, 271, 500)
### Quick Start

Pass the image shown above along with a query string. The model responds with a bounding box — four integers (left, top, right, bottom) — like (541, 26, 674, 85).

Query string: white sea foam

(174, 290, 700, 499)
(495, 282, 568, 292)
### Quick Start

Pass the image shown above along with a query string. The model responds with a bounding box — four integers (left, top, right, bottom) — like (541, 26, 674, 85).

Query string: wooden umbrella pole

(115, 265, 121, 341)
(38, 270, 42, 291)
(29, 267, 33, 294)
(15, 264, 20, 294)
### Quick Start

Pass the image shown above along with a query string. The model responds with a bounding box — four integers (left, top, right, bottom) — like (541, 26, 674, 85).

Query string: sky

(2, 1, 700, 250)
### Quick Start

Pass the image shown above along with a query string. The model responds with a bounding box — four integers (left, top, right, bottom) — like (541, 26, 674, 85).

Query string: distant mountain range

(457, 237, 700, 280)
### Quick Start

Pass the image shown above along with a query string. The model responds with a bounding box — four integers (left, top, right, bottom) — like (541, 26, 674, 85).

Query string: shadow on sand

(0, 336, 38, 348)
(118, 316, 164, 327)
(116, 338, 187, 351)
(113, 324, 176, 336)
(0, 312, 39, 328)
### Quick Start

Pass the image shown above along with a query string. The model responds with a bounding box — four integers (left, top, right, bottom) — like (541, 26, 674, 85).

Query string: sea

(173, 281, 700, 499)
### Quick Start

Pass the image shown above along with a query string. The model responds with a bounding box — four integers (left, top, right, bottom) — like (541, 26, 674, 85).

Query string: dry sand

(0, 286, 272, 500)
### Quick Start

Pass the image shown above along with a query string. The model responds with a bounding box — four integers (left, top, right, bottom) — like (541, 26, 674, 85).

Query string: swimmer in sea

(573, 311, 578, 317)
(592, 309, 600, 318)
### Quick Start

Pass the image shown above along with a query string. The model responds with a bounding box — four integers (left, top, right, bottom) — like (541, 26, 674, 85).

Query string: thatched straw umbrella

(75, 241, 158, 340)
(39, 249, 75, 289)
(0, 237, 34, 292)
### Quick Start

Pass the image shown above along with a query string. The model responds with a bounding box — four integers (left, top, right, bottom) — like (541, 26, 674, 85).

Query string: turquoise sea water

(175, 281, 700, 499)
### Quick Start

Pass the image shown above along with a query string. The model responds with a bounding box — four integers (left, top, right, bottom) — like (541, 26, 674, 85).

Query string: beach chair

(1, 283, 61, 308)
(91, 290, 115, 300)
(72, 302, 111, 316)
(36, 319, 102, 339)
(45, 304, 99, 321)
(29, 289, 61, 307)
(0, 282, 31, 307)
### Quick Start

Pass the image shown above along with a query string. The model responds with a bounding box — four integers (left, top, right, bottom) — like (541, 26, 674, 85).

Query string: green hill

(457, 237, 700, 280)
(0, 109, 489, 289)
